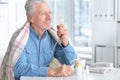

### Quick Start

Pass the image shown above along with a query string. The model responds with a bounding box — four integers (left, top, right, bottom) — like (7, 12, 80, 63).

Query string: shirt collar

(30, 25, 48, 39)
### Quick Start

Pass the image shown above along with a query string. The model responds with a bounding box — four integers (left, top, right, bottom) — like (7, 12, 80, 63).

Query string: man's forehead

(35, 2, 50, 10)
(33, 3, 50, 13)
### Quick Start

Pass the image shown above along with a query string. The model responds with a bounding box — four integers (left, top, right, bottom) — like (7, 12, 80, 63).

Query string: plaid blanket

(0, 21, 60, 80)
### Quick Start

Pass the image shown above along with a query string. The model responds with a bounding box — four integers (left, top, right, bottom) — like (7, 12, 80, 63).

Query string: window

(49, 0, 92, 63)
(0, 1, 9, 64)
(74, 0, 92, 48)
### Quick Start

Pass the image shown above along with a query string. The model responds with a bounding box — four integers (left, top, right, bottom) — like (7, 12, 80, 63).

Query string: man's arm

(14, 50, 49, 77)
(54, 44, 77, 65)
(55, 24, 77, 65)
(14, 49, 73, 77)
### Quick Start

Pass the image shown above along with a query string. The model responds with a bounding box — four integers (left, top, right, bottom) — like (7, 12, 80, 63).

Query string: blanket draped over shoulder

(0, 21, 60, 80)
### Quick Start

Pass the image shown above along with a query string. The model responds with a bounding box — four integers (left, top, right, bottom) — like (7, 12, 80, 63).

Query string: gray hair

(25, 0, 47, 16)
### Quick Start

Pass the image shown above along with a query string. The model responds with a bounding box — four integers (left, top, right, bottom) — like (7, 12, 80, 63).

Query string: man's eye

(49, 11, 51, 14)
(39, 11, 45, 15)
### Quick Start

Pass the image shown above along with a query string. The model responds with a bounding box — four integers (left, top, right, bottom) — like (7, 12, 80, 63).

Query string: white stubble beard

(38, 25, 51, 31)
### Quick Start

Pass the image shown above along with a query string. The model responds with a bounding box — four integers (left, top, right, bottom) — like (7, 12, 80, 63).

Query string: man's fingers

(57, 28, 67, 37)
(61, 65, 72, 77)
(57, 24, 64, 29)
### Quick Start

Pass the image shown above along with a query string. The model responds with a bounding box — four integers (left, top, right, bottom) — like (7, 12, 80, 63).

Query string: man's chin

(38, 26, 51, 30)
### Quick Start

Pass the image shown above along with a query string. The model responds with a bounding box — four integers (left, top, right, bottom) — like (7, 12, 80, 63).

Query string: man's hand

(48, 64, 73, 77)
(57, 24, 68, 47)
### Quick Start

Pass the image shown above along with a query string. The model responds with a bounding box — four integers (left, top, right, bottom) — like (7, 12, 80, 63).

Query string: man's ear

(27, 15, 33, 23)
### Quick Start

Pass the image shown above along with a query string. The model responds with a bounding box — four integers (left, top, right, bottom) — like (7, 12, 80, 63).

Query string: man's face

(29, 3, 52, 30)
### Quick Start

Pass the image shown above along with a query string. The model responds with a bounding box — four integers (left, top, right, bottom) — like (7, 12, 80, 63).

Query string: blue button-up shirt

(14, 26, 77, 80)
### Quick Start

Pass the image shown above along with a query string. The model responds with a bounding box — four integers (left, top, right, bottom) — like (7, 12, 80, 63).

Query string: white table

(21, 68, 120, 80)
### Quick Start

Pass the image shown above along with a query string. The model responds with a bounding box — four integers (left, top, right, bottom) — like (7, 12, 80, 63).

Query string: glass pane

(0, 0, 8, 3)
(49, 0, 70, 30)
(74, 0, 92, 48)
(0, 3, 9, 62)
(16, 0, 27, 29)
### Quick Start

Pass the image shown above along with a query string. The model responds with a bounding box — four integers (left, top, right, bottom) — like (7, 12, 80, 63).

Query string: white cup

(74, 59, 86, 76)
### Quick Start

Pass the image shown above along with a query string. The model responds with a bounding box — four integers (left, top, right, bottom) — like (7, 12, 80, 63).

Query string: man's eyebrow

(38, 9, 51, 13)
(39, 9, 44, 12)
(37, 10, 45, 14)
